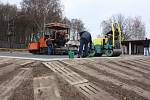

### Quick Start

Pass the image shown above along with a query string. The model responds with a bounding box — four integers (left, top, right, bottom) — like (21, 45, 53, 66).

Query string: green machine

(90, 23, 122, 57)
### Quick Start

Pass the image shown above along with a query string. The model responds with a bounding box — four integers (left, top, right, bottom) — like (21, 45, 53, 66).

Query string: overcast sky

(1, 0, 150, 39)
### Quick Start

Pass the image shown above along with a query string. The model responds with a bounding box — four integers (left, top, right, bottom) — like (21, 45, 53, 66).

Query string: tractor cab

(28, 32, 44, 54)
(45, 23, 70, 48)
(30, 32, 43, 42)
(44, 23, 71, 54)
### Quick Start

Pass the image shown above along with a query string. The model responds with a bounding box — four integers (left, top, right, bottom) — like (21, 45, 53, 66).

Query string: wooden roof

(45, 23, 70, 30)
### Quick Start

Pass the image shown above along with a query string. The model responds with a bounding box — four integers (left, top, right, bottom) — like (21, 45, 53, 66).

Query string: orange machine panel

(39, 37, 47, 48)
(28, 42, 39, 50)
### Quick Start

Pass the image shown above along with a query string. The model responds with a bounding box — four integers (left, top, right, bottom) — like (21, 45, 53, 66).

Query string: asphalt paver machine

(28, 23, 77, 55)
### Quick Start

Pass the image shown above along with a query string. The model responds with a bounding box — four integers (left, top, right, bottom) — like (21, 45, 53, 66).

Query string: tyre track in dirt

(92, 60, 150, 86)
(0, 59, 30, 69)
(34, 62, 88, 100)
(121, 60, 150, 71)
(60, 59, 150, 100)
(0, 58, 90, 100)
(0, 60, 34, 77)
(0, 59, 17, 68)
(113, 61, 150, 75)
(0, 58, 35, 100)
(0, 68, 32, 100)
(107, 61, 150, 80)
(1, 57, 150, 100)
(77, 62, 150, 91)
(44, 61, 118, 100)
(132, 60, 150, 69)
(98, 61, 144, 77)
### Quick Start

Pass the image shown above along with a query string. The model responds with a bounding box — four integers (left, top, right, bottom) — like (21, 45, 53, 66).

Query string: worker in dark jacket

(46, 37, 52, 55)
(78, 31, 92, 58)
(144, 38, 150, 56)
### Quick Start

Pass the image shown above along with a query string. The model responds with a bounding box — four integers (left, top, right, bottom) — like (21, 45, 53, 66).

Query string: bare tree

(0, 3, 17, 41)
(101, 19, 112, 35)
(132, 17, 145, 40)
(100, 14, 145, 40)
(70, 19, 85, 40)
(21, 0, 63, 32)
(0, 1, 86, 48)
(61, 17, 71, 26)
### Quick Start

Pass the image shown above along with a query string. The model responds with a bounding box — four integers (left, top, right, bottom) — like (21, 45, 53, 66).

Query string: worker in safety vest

(78, 31, 92, 58)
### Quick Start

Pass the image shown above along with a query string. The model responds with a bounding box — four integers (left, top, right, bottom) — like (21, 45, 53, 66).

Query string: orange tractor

(28, 23, 76, 54)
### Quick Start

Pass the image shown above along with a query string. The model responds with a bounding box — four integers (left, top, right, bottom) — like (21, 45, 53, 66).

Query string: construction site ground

(0, 55, 150, 100)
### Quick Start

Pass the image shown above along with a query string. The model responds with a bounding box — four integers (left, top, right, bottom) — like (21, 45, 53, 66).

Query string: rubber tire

(89, 49, 96, 57)
(105, 50, 113, 57)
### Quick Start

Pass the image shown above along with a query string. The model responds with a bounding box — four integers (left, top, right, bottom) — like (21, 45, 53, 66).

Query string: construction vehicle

(90, 23, 122, 57)
(28, 23, 78, 54)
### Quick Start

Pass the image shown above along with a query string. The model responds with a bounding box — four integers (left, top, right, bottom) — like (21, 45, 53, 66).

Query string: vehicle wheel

(89, 49, 95, 57)
(105, 50, 113, 57)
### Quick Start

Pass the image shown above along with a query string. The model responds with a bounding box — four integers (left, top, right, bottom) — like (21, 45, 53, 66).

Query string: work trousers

(48, 45, 52, 55)
(144, 47, 150, 56)
(78, 38, 89, 57)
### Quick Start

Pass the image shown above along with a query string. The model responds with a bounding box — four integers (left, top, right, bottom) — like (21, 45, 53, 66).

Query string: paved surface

(0, 51, 144, 60)
(0, 51, 69, 61)
(0, 55, 150, 100)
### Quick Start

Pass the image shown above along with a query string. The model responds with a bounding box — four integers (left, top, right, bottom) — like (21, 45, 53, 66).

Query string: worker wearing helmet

(78, 31, 92, 58)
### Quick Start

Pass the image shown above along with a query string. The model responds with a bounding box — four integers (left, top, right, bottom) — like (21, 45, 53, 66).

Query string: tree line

(0, 0, 146, 49)
(0, 0, 85, 46)
(100, 14, 145, 40)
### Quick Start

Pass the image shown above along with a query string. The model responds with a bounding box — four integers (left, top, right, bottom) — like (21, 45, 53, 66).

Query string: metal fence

(0, 40, 27, 49)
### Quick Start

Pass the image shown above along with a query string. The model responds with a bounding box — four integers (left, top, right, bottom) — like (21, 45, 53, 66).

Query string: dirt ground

(0, 56, 150, 100)
(0, 59, 87, 100)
